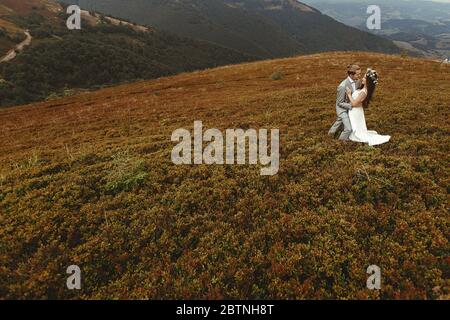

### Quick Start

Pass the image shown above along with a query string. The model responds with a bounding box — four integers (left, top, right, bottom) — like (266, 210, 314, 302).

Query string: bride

(345, 69, 391, 146)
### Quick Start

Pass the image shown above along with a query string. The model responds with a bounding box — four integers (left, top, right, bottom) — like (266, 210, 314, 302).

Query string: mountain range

(0, 0, 405, 107)
(302, 0, 450, 58)
(302, 0, 450, 25)
(61, 0, 400, 58)
(0, 0, 448, 301)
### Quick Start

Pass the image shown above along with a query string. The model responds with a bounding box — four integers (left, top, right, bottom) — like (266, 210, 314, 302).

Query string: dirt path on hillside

(0, 30, 32, 63)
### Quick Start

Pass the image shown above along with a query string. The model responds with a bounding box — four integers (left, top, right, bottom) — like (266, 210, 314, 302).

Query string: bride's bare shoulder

(357, 89, 367, 96)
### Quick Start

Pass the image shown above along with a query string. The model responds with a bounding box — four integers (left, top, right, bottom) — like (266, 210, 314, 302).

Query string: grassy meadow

(0, 52, 449, 299)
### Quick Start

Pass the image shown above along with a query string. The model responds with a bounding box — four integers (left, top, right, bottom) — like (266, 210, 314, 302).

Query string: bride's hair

(362, 69, 378, 108)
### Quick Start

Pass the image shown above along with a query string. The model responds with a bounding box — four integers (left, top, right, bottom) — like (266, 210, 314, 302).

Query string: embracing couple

(329, 64, 390, 146)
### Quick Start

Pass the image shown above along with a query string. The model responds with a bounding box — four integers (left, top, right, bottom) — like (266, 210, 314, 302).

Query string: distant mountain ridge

(369, 19, 450, 58)
(302, 0, 450, 58)
(302, 0, 450, 25)
(61, 0, 400, 58)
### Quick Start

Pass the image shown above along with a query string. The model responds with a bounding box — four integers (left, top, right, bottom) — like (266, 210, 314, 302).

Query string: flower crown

(366, 69, 379, 85)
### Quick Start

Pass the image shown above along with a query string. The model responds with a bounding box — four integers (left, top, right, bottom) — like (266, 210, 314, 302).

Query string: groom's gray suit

(329, 78, 358, 140)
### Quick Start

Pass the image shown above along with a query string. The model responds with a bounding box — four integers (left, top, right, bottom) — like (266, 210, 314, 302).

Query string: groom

(328, 64, 362, 140)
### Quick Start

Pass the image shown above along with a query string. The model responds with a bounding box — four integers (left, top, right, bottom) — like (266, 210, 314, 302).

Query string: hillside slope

(0, 52, 449, 299)
(61, 0, 400, 58)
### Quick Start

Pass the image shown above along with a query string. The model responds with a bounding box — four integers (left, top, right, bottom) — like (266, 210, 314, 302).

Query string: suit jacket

(336, 78, 360, 116)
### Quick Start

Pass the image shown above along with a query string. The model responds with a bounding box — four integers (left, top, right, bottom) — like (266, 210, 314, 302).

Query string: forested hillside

(0, 1, 253, 107)
(61, 0, 400, 58)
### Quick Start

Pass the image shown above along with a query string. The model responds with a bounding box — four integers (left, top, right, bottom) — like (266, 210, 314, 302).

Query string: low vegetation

(0, 52, 448, 299)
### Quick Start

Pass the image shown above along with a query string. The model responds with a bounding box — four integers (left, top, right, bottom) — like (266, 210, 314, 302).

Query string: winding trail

(0, 30, 32, 63)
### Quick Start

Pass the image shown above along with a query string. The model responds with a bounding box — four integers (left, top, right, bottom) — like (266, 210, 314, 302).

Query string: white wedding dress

(348, 90, 391, 146)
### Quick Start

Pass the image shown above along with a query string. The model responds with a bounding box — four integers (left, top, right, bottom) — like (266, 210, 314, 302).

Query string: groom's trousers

(330, 79, 354, 140)
(329, 113, 352, 140)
